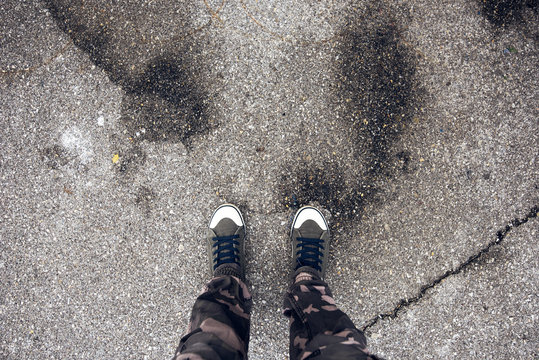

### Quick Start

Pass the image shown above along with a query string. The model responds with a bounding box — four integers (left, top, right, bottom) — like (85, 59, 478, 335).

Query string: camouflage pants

(173, 273, 377, 360)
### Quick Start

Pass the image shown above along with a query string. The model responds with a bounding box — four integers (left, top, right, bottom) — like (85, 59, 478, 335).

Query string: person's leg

(284, 268, 376, 360)
(173, 269, 251, 360)
(173, 204, 251, 360)
(284, 207, 378, 360)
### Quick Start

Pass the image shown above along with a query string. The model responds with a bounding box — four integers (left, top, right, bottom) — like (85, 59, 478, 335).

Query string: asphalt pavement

(1, 0, 537, 359)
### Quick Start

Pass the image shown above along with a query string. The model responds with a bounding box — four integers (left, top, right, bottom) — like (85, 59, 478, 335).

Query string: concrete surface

(1, 0, 537, 359)
(368, 216, 538, 359)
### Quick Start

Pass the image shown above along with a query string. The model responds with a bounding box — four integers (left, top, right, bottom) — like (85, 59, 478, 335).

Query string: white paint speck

(61, 127, 94, 164)
(97, 115, 105, 126)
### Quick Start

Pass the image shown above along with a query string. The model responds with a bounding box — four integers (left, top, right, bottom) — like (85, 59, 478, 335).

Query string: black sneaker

(290, 206, 330, 278)
(207, 204, 246, 279)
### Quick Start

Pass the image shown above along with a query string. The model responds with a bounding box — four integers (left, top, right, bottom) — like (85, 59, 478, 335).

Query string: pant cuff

(214, 264, 243, 280)
(291, 266, 321, 284)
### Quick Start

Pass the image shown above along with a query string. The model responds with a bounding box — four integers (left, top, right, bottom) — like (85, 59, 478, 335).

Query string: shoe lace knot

(212, 234, 240, 270)
(296, 237, 324, 272)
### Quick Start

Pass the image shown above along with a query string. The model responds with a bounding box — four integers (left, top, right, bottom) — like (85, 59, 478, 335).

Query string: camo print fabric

(174, 274, 378, 360)
(284, 276, 379, 360)
(173, 275, 252, 360)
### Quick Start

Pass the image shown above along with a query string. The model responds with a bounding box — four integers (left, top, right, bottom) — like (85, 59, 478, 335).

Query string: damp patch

(42, 0, 211, 147)
(338, 18, 419, 176)
(121, 55, 210, 145)
(117, 146, 146, 174)
(280, 6, 422, 223)
(40, 145, 70, 169)
(479, 0, 538, 26)
(280, 163, 376, 221)
(135, 186, 156, 214)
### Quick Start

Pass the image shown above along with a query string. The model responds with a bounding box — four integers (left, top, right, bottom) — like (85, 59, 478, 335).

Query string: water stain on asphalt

(281, 5, 422, 223)
(40, 145, 70, 169)
(42, 0, 211, 148)
(338, 19, 418, 176)
(135, 185, 156, 214)
(479, 0, 538, 26)
(42, 1, 122, 80)
(121, 54, 209, 144)
(281, 164, 376, 220)
(117, 145, 146, 174)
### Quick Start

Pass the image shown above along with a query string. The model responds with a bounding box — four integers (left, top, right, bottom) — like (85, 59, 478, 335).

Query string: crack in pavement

(361, 204, 539, 332)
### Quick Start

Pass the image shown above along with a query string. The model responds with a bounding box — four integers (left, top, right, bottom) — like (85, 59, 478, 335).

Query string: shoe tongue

(213, 218, 238, 237)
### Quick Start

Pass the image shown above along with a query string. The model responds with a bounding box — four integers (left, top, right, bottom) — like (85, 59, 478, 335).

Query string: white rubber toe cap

(293, 207, 328, 231)
(209, 205, 244, 228)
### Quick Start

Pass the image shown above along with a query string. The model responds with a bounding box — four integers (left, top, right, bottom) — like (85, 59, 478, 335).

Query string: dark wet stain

(121, 55, 209, 144)
(280, 7, 421, 222)
(118, 145, 146, 175)
(280, 162, 376, 221)
(135, 186, 156, 213)
(479, 0, 538, 26)
(282, 166, 345, 211)
(472, 244, 507, 267)
(41, 0, 119, 78)
(338, 19, 419, 176)
(396, 150, 412, 173)
(42, 0, 211, 147)
(41, 145, 69, 169)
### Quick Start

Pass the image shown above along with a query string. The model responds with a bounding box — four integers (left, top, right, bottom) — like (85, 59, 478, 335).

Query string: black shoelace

(212, 234, 240, 270)
(295, 237, 324, 272)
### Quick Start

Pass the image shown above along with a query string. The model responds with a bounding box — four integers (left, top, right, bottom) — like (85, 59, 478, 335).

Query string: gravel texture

(1, 0, 537, 359)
